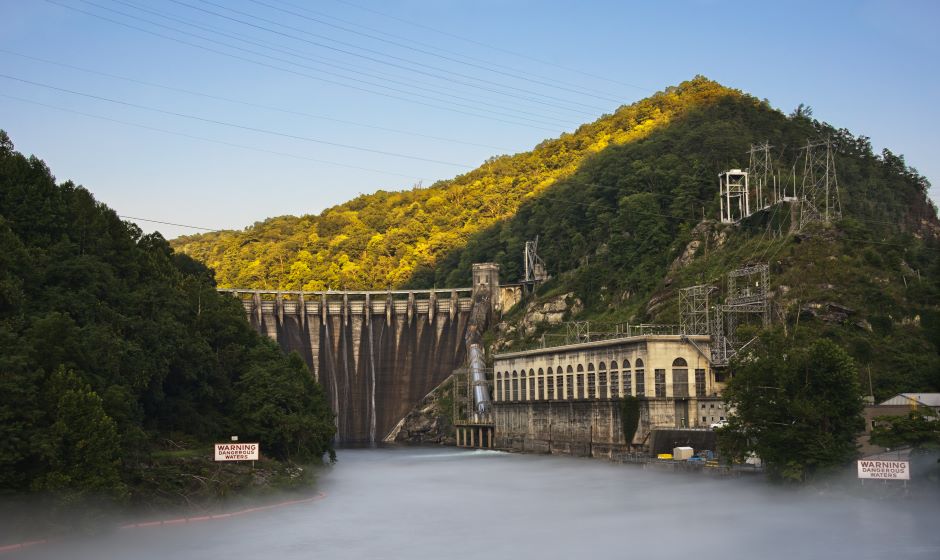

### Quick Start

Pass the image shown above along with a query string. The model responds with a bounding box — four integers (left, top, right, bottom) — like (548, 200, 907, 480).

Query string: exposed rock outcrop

(520, 292, 583, 336)
(388, 377, 455, 445)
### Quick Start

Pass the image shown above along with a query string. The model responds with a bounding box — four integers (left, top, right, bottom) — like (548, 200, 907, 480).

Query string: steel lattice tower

(679, 284, 717, 336)
(748, 142, 774, 210)
(709, 264, 770, 366)
(799, 137, 842, 229)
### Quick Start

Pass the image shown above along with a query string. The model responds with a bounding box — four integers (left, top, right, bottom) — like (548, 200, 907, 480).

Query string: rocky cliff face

(387, 377, 456, 445)
(492, 292, 583, 351)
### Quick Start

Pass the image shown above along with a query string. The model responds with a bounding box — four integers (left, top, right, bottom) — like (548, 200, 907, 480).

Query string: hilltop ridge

(171, 77, 940, 398)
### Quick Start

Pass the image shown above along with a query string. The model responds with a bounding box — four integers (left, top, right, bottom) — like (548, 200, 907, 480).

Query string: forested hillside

(173, 77, 739, 289)
(173, 77, 940, 398)
(0, 131, 335, 504)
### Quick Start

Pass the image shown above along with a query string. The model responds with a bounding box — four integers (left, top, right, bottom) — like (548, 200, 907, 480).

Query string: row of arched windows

(494, 358, 706, 402)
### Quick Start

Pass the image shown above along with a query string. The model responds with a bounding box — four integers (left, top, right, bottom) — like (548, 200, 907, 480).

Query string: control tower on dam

(220, 264, 518, 444)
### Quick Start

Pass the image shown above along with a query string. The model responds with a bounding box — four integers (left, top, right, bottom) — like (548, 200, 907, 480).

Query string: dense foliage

(173, 77, 739, 290)
(718, 334, 865, 481)
(871, 408, 940, 452)
(0, 132, 335, 501)
(174, 77, 940, 399)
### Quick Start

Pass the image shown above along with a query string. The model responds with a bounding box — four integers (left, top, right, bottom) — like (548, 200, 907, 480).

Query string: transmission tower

(799, 137, 842, 229)
(523, 236, 549, 284)
(710, 264, 770, 366)
(748, 142, 774, 210)
(719, 169, 750, 224)
(679, 284, 717, 335)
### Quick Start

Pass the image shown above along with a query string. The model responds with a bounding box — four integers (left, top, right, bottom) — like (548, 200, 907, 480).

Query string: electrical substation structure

(719, 138, 842, 231)
(679, 264, 770, 367)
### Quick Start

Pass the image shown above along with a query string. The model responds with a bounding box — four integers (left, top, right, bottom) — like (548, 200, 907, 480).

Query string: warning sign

(214, 443, 260, 461)
(857, 460, 910, 480)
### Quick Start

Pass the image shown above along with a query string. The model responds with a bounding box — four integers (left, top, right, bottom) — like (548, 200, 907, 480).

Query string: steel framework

(679, 284, 717, 335)
(523, 236, 549, 284)
(719, 169, 750, 224)
(710, 264, 770, 366)
(799, 137, 842, 229)
(748, 141, 774, 211)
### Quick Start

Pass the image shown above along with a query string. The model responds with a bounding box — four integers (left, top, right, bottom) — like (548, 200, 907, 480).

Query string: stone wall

(493, 398, 725, 457)
(493, 401, 627, 458)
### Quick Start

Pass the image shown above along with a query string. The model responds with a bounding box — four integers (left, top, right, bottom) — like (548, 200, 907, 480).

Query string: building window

(695, 369, 706, 396)
(587, 363, 596, 399)
(702, 416, 707, 423)
(546, 367, 555, 400)
(496, 373, 503, 401)
(598, 362, 608, 399)
(635, 358, 645, 397)
(529, 369, 536, 401)
(512, 371, 518, 401)
(566, 365, 574, 400)
(609, 360, 619, 398)
(672, 358, 689, 398)
(576, 364, 585, 399)
(537, 368, 544, 401)
(655, 369, 666, 397)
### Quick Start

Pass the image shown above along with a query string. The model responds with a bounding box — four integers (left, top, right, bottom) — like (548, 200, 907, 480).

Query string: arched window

(609, 360, 619, 398)
(672, 357, 689, 397)
(565, 365, 574, 400)
(621, 359, 631, 396)
(546, 367, 555, 400)
(635, 359, 645, 397)
(598, 361, 608, 400)
(587, 363, 596, 399)
(512, 370, 518, 401)
(496, 372, 503, 402)
(529, 369, 536, 401)
(537, 368, 544, 401)
(576, 364, 585, 399)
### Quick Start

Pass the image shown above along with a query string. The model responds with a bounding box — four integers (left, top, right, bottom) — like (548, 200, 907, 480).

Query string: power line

(249, 0, 627, 106)
(0, 93, 427, 180)
(331, 0, 652, 94)
(0, 73, 475, 168)
(45, 0, 565, 133)
(119, 215, 219, 231)
(104, 0, 584, 126)
(170, 0, 609, 116)
(0, 48, 513, 152)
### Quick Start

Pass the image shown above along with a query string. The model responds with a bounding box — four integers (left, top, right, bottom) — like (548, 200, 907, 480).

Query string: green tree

(719, 334, 865, 481)
(34, 369, 127, 502)
(234, 345, 336, 462)
(871, 407, 940, 451)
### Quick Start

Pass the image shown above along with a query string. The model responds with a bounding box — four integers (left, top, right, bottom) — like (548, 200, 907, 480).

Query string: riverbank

(0, 451, 331, 549)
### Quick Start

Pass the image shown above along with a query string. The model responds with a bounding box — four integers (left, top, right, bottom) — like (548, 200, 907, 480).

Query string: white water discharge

(13, 448, 940, 559)
(367, 320, 377, 444)
(322, 320, 339, 435)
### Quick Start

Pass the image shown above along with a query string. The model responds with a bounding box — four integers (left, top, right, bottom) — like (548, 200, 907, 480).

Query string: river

(10, 447, 940, 559)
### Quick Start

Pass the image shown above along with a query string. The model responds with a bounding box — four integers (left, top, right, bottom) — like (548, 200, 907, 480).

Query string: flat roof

(494, 334, 711, 360)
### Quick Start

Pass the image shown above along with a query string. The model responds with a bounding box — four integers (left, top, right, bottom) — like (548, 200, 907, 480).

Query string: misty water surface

(10, 447, 940, 559)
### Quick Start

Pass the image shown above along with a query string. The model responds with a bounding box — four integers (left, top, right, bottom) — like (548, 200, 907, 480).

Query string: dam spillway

(222, 288, 475, 443)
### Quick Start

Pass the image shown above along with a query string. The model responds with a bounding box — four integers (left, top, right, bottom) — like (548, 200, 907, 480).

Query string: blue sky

(1, 0, 938, 239)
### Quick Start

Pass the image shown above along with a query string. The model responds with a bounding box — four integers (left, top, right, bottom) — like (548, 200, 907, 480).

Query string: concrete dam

(223, 287, 476, 443)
